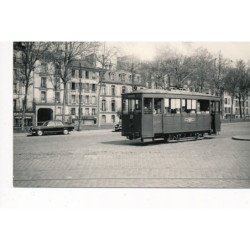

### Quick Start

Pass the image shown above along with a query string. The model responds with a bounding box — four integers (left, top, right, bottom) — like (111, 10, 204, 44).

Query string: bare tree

(95, 43, 118, 127)
(46, 62, 61, 119)
(225, 67, 239, 121)
(49, 42, 98, 123)
(235, 60, 250, 119)
(211, 53, 232, 117)
(14, 42, 50, 131)
(190, 48, 215, 92)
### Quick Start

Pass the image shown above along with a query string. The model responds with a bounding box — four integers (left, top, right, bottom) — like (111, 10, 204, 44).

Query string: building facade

(13, 58, 102, 128)
(13, 55, 143, 129)
(223, 92, 250, 119)
(99, 69, 142, 125)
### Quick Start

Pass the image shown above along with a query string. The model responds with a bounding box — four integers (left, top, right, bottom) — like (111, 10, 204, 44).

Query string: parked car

(114, 122, 122, 132)
(29, 120, 74, 136)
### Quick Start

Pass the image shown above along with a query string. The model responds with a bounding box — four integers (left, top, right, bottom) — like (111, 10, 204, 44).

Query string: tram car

(121, 89, 221, 142)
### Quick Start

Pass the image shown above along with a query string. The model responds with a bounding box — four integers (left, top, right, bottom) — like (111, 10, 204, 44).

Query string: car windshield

(42, 121, 49, 126)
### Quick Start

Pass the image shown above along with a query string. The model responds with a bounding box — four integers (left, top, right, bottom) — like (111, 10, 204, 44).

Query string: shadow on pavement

(102, 136, 215, 147)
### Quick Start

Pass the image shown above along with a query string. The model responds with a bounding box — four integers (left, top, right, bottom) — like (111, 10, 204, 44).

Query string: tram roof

(123, 89, 220, 100)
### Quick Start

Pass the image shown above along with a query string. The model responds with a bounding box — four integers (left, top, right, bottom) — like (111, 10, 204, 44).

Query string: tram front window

(123, 98, 141, 114)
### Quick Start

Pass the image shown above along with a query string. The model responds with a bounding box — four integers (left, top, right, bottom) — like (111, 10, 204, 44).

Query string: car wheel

(37, 130, 43, 136)
(63, 129, 69, 135)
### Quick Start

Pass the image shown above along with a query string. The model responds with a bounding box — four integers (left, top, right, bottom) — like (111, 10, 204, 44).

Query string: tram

(121, 89, 221, 142)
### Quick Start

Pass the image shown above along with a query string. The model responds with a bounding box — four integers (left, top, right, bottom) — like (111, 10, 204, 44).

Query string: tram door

(142, 98, 154, 138)
(153, 98, 163, 134)
(211, 101, 221, 133)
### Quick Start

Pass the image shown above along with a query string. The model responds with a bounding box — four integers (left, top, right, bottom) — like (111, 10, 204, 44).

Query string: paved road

(13, 122, 250, 188)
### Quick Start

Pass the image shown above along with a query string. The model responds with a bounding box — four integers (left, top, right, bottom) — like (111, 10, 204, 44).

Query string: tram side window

(144, 98, 153, 114)
(122, 99, 129, 114)
(197, 100, 210, 114)
(183, 99, 196, 113)
(154, 98, 162, 114)
(170, 99, 181, 114)
(164, 98, 170, 114)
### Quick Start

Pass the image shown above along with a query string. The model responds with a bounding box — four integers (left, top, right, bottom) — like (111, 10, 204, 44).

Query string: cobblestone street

(13, 122, 250, 188)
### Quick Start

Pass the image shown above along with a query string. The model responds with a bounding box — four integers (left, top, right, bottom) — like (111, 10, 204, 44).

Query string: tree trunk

(62, 82, 67, 123)
(97, 80, 102, 127)
(239, 94, 242, 119)
(78, 82, 82, 131)
(220, 89, 224, 119)
(21, 83, 29, 131)
(230, 96, 234, 122)
(242, 97, 246, 120)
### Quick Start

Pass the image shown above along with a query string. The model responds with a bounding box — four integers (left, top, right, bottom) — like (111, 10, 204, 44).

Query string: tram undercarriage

(126, 130, 217, 143)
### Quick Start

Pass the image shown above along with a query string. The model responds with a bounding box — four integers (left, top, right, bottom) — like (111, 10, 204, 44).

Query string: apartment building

(13, 58, 102, 128)
(99, 69, 143, 125)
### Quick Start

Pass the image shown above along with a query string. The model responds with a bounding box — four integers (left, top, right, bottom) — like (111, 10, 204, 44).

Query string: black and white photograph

(1, 2, 250, 250)
(12, 41, 250, 188)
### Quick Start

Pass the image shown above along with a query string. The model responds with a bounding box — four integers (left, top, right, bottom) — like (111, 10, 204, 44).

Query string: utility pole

(77, 62, 82, 131)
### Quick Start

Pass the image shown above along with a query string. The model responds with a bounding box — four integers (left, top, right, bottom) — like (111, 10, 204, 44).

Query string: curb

(232, 135, 250, 141)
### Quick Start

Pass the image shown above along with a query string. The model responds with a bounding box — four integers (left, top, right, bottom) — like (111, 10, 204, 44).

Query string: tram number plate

(184, 117, 195, 123)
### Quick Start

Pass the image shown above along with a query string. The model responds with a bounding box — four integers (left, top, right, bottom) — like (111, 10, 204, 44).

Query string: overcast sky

(109, 42, 250, 63)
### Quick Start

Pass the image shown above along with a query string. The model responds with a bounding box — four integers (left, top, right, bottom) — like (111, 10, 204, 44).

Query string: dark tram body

(121, 89, 221, 142)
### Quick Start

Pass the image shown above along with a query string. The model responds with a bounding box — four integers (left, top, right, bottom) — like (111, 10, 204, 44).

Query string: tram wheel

(164, 136, 169, 143)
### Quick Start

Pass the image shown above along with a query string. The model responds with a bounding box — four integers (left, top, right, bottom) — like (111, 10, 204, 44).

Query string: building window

(79, 108, 83, 115)
(79, 94, 83, 103)
(13, 99, 17, 111)
(92, 108, 96, 115)
(71, 95, 76, 103)
(111, 85, 115, 96)
(57, 107, 62, 114)
(85, 108, 90, 115)
(41, 91, 46, 102)
(85, 83, 90, 92)
(13, 82, 18, 93)
(111, 115, 115, 123)
(92, 72, 96, 79)
(55, 92, 60, 103)
(92, 84, 96, 92)
(111, 100, 116, 112)
(246, 101, 248, 107)
(102, 86, 106, 95)
(72, 69, 75, 77)
(224, 98, 227, 104)
(92, 96, 96, 104)
(85, 95, 89, 104)
(71, 82, 76, 90)
(129, 75, 132, 82)
(41, 77, 47, 88)
(102, 99, 106, 111)
(101, 115, 106, 124)
(79, 69, 82, 78)
(85, 71, 89, 79)
(122, 86, 126, 93)
(71, 108, 76, 115)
